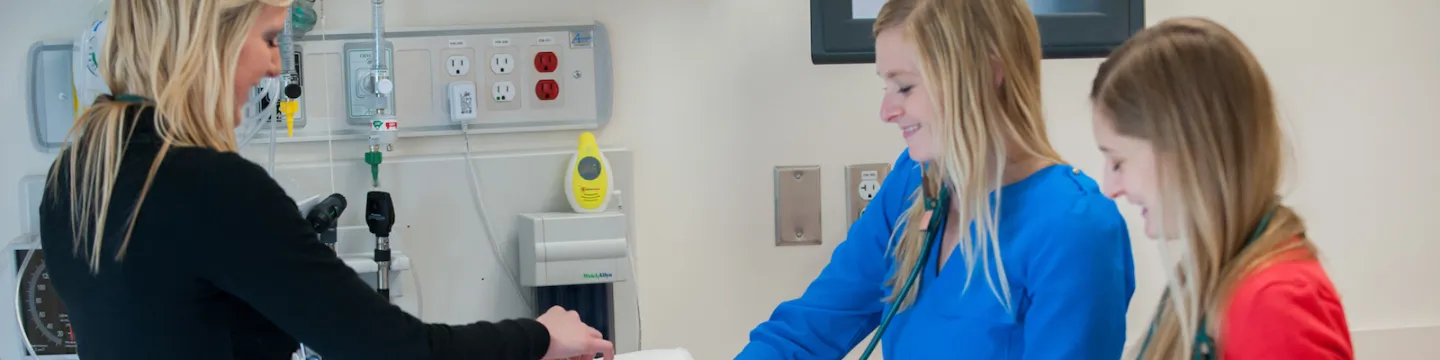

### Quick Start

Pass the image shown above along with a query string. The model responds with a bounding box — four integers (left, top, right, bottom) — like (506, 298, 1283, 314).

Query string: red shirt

(1222, 255, 1354, 359)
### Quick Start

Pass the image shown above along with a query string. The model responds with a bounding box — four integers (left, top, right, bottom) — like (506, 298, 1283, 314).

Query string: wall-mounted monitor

(812, 0, 1145, 64)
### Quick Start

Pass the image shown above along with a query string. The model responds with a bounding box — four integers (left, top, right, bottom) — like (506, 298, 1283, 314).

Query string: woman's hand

(536, 306, 615, 360)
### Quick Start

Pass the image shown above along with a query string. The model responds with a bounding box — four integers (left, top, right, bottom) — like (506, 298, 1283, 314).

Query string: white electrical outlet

(846, 163, 891, 226)
(448, 81, 478, 122)
(858, 170, 881, 200)
(490, 54, 514, 74)
(492, 81, 516, 102)
(446, 55, 471, 76)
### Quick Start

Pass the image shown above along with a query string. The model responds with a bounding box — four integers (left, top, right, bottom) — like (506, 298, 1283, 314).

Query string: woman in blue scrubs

(736, 0, 1136, 358)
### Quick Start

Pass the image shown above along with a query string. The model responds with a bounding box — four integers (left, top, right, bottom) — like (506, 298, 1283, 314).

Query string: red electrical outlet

(534, 51, 558, 73)
(535, 80, 560, 101)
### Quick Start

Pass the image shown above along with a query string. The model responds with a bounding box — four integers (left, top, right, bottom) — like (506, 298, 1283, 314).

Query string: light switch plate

(846, 163, 891, 227)
(774, 165, 822, 246)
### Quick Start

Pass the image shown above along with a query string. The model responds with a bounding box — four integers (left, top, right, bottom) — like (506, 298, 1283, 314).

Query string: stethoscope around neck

(857, 184, 952, 360)
(854, 179, 1281, 360)
(1136, 205, 1279, 360)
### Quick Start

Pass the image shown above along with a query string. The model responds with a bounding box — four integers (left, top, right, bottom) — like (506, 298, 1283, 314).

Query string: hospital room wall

(0, 0, 1436, 359)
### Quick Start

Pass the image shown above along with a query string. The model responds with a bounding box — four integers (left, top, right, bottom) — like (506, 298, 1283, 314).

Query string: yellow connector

(279, 100, 299, 137)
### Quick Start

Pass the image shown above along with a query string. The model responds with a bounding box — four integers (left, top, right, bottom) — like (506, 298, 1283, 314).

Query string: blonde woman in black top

(38, 1, 613, 359)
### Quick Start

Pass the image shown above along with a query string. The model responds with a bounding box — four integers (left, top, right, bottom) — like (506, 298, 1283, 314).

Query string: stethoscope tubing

(858, 186, 950, 360)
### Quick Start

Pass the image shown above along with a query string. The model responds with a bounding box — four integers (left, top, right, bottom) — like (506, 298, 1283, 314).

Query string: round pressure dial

(16, 249, 77, 355)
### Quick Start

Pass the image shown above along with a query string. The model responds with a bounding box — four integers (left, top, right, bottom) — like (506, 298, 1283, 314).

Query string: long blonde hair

(1090, 17, 1315, 359)
(874, 0, 1064, 312)
(48, 0, 292, 273)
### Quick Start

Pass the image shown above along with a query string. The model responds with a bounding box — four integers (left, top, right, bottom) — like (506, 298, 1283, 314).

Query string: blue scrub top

(737, 149, 1135, 359)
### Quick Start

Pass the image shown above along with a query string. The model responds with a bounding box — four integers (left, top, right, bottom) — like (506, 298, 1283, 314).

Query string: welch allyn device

(366, 191, 396, 300)
(305, 193, 347, 252)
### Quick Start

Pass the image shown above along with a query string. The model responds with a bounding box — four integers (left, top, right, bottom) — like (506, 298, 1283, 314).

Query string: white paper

(614, 348, 695, 360)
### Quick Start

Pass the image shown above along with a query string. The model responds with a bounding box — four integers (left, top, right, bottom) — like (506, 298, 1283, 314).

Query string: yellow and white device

(565, 132, 613, 213)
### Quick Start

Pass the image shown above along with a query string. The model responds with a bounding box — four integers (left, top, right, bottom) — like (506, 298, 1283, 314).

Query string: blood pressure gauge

(15, 249, 78, 356)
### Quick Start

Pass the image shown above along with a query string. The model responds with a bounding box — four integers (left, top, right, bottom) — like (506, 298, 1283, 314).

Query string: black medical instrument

(857, 184, 951, 360)
(366, 191, 396, 300)
(297, 193, 347, 360)
(1136, 205, 1279, 360)
(305, 194, 348, 252)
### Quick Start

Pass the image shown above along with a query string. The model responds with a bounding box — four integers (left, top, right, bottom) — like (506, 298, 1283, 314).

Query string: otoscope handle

(365, 191, 395, 237)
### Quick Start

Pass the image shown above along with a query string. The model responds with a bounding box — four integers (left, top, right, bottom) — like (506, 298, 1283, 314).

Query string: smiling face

(875, 30, 940, 162)
(1092, 106, 1171, 239)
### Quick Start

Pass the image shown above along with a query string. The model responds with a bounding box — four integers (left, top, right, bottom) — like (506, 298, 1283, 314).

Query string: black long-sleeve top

(37, 106, 550, 359)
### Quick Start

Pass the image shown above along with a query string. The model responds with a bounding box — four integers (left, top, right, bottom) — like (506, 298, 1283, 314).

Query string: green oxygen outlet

(365, 150, 382, 187)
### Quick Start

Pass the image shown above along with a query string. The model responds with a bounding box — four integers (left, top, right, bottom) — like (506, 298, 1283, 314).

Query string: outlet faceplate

(490, 53, 514, 74)
(845, 163, 891, 227)
(446, 55, 471, 76)
(535, 79, 559, 101)
(775, 165, 822, 246)
(493, 81, 516, 102)
(534, 51, 558, 73)
(486, 44, 522, 112)
(439, 48, 478, 124)
(523, 39, 565, 109)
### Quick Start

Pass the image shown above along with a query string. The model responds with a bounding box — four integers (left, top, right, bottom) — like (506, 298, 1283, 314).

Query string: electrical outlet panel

(523, 37, 565, 109)
(342, 41, 398, 125)
(845, 163, 891, 227)
(486, 43, 523, 112)
(164, 21, 614, 142)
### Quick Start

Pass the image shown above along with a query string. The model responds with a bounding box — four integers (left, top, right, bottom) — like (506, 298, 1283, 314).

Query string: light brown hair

(874, 0, 1063, 312)
(1091, 17, 1315, 359)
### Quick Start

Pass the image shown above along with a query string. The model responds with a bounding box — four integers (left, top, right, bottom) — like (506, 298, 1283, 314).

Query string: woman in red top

(1088, 17, 1354, 360)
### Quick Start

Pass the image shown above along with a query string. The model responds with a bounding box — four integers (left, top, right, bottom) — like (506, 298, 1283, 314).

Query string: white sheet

(614, 347, 695, 360)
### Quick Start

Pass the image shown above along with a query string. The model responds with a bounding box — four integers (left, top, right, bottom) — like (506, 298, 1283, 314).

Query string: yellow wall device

(566, 132, 613, 213)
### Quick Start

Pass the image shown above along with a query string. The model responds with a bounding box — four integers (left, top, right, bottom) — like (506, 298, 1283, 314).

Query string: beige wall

(1, 0, 1435, 358)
